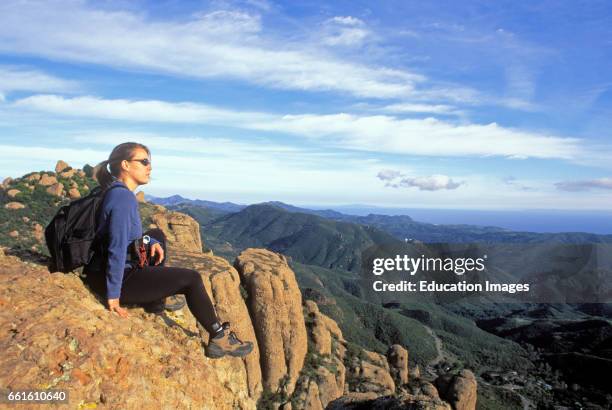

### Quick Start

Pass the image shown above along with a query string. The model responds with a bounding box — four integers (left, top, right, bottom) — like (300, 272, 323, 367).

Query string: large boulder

(298, 300, 347, 409)
(4, 202, 25, 210)
(168, 247, 263, 398)
(7, 189, 20, 198)
(434, 370, 478, 410)
(0, 253, 258, 409)
(345, 349, 395, 395)
(39, 174, 58, 186)
(234, 249, 308, 398)
(68, 188, 81, 199)
(387, 344, 409, 386)
(55, 160, 70, 173)
(151, 211, 202, 253)
(25, 173, 41, 182)
(46, 182, 64, 197)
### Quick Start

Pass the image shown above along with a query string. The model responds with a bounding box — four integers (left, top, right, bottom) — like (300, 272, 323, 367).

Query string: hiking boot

(205, 322, 254, 359)
(164, 294, 186, 311)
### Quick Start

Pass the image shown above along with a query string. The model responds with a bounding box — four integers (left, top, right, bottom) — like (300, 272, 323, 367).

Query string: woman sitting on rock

(84, 142, 253, 359)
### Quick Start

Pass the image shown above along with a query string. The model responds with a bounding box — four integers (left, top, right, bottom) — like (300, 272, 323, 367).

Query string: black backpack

(45, 184, 126, 273)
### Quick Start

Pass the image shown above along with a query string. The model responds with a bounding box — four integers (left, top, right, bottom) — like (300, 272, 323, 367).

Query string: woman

(84, 142, 253, 359)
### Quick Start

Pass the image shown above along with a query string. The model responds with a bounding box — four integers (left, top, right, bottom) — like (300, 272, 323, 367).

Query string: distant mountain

(146, 194, 245, 213)
(202, 204, 401, 272)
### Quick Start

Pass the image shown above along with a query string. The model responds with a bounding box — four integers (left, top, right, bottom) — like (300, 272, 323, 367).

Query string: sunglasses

(129, 158, 151, 166)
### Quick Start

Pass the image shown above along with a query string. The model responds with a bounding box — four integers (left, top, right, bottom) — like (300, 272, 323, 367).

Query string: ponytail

(93, 160, 113, 189)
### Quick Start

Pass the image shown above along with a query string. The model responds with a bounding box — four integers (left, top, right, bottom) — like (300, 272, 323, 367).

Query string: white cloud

(322, 16, 369, 47)
(555, 178, 612, 192)
(0, 65, 79, 95)
(0, 1, 422, 99)
(14, 94, 584, 160)
(377, 169, 404, 181)
(377, 170, 463, 191)
(14, 94, 272, 124)
(396, 175, 463, 191)
(381, 103, 461, 115)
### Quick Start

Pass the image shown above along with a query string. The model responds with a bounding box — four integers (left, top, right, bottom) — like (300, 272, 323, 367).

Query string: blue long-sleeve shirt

(96, 180, 158, 299)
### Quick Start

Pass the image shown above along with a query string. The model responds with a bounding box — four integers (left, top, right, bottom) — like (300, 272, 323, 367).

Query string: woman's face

(122, 147, 151, 185)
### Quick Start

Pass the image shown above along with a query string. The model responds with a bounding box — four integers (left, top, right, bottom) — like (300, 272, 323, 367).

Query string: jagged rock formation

(0, 253, 258, 409)
(151, 210, 203, 253)
(234, 248, 308, 398)
(346, 349, 396, 395)
(0, 162, 480, 409)
(434, 370, 478, 410)
(387, 344, 409, 386)
(292, 300, 347, 409)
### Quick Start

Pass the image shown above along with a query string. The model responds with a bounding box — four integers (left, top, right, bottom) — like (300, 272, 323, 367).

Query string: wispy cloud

(13, 94, 583, 160)
(321, 16, 370, 47)
(381, 102, 462, 115)
(0, 65, 79, 96)
(0, 1, 423, 99)
(555, 178, 612, 191)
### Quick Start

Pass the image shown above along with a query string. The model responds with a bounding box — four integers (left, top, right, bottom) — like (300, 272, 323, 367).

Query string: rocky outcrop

(0, 254, 259, 409)
(7, 189, 20, 198)
(292, 300, 346, 409)
(150, 211, 202, 253)
(4, 202, 25, 210)
(387, 344, 409, 386)
(46, 182, 64, 197)
(434, 370, 477, 410)
(169, 248, 263, 398)
(39, 174, 58, 186)
(68, 188, 81, 199)
(55, 160, 70, 173)
(25, 173, 41, 182)
(135, 191, 146, 203)
(234, 249, 308, 398)
(346, 349, 395, 396)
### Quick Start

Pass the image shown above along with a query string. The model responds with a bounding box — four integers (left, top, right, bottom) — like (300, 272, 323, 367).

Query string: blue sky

(0, 0, 611, 210)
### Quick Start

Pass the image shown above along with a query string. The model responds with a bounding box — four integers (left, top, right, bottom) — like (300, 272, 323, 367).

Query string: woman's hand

(108, 298, 129, 318)
(150, 242, 164, 265)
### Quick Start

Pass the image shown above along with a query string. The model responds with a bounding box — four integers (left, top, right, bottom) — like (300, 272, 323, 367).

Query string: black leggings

(83, 229, 220, 335)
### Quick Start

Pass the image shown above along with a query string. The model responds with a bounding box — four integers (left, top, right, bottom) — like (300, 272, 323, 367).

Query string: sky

(0, 0, 611, 210)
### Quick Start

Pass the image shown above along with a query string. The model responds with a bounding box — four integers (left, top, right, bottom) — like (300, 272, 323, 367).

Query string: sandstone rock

(304, 300, 344, 357)
(412, 365, 421, 380)
(0, 245, 260, 408)
(77, 170, 86, 178)
(7, 189, 20, 198)
(68, 188, 81, 199)
(55, 160, 70, 173)
(33, 224, 44, 243)
(39, 174, 58, 186)
(4, 202, 25, 210)
(25, 173, 41, 182)
(2, 177, 12, 187)
(8, 231, 18, 238)
(346, 349, 395, 395)
(434, 370, 477, 410)
(387, 344, 409, 386)
(83, 185, 89, 191)
(26, 185, 34, 191)
(234, 249, 308, 398)
(22, 217, 30, 223)
(151, 212, 202, 253)
(135, 191, 146, 203)
(168, 247, 263, 399)
(302, 300, 346, 408)
(60, 169, 76, 178)
(46, 183, 64, 197)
